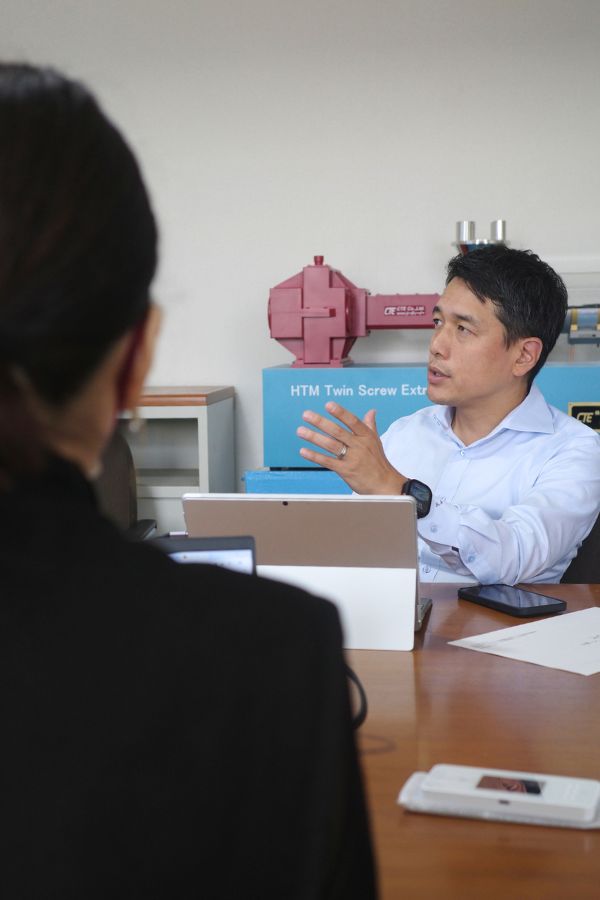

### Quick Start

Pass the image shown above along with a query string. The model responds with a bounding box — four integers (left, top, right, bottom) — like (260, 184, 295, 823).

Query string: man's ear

(119, 305, 162, 412)
(513, 337, 543, 378)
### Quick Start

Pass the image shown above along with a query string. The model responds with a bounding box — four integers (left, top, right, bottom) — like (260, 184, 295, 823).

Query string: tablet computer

(182, 493, 426, 650)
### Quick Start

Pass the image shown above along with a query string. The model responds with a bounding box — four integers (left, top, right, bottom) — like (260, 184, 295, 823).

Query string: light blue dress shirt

(381, 384, 600, 584)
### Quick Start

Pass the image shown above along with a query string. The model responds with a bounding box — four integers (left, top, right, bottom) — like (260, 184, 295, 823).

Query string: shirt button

(430, 524, 438, 533)
(467, 555, 475, 563)
(423, 565, 431, 574)
(460, 450, 465, 457)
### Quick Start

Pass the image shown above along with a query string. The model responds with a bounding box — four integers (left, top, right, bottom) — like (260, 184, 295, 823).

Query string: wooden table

(349, 583, 600, 899)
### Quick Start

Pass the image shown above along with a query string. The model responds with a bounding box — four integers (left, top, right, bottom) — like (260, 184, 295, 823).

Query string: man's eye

(432, 317, 442, 327)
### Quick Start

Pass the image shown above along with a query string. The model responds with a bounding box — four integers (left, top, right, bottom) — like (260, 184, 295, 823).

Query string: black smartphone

(457, 584, 566, 617)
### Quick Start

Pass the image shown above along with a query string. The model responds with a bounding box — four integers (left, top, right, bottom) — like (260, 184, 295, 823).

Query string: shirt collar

(431, 382, 555, 440)
(497, 383, 555, 434)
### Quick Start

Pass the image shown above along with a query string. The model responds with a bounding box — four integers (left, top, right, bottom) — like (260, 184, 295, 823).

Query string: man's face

(427, 277, 522, 412)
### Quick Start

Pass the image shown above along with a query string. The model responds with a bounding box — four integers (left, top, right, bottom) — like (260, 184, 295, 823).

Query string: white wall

(2, 0, 600, 482)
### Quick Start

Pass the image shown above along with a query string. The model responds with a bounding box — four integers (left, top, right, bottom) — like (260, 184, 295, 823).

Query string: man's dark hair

(446, 245, 567, 385)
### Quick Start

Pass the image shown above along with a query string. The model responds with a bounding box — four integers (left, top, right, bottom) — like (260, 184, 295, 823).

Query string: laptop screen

(151, 536, 255, 575)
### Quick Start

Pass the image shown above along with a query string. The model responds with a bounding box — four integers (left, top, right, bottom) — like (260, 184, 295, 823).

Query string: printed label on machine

(568, 402, 600, 432)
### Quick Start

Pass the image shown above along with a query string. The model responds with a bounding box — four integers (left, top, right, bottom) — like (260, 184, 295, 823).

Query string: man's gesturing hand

(296, 402, 407, 495)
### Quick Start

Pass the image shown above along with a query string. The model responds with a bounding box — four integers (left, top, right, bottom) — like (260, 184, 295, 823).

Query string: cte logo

(568, 403, 600, 432)
(383, 305, 426, 317)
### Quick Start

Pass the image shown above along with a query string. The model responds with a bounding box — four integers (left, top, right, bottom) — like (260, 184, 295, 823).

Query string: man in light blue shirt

(297, 246, 600, 584)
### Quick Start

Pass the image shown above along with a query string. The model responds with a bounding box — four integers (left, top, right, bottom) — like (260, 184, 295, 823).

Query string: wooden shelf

(119, 385, 236, 533)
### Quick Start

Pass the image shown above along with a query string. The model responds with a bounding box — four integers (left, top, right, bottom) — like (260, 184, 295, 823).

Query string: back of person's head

(0, 63, 157, 486)
(446, 245, 567, 384)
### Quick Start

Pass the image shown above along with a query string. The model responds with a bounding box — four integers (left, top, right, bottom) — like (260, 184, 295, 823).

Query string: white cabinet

(119, 386, 235, 533)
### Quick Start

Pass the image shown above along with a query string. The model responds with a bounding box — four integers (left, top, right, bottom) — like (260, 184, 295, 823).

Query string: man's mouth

(428, 364, 450, 380)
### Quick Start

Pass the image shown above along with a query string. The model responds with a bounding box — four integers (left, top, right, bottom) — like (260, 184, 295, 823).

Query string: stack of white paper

(449, 607, 600, 676)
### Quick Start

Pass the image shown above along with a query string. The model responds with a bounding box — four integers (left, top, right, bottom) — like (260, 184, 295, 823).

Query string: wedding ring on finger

(336, 443, 348, 460)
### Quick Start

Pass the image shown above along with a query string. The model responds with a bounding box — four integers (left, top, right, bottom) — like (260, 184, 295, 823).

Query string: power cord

(345, 663, 368, 729)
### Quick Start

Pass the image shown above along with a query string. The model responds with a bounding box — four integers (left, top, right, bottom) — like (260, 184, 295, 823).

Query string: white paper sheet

(449, 607, 600, 676)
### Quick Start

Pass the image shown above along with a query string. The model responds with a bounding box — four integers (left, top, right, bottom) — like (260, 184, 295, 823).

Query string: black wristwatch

(401, 479, 432, 519)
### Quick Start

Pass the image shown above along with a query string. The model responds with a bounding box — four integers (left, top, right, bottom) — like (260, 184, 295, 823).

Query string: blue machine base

(244, 468, 352, 494)
(253, 361, 600, 495)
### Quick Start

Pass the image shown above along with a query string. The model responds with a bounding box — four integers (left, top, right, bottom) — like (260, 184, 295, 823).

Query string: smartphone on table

(457, 583, 566, 617)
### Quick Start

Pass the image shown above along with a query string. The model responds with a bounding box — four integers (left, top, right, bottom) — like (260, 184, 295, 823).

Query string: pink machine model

(268, 255, 439, 368)
(268, 222, 509, 367)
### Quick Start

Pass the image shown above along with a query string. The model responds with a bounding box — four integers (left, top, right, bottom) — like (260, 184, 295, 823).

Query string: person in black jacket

(0, 63, 376, 899)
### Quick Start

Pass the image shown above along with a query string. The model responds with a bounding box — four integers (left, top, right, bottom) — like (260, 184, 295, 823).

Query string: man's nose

(429, 325, 448, 357)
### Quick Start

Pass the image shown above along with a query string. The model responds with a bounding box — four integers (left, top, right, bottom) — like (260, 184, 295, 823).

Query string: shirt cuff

(417, 497, 477, 575)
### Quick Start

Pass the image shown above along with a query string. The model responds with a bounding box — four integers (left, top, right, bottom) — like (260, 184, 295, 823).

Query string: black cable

(345, 663, 368, 729)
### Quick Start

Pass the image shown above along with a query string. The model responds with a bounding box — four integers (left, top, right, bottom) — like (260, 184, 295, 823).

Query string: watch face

(411, 482, 430, 504)
(405, 479, 432, 518)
